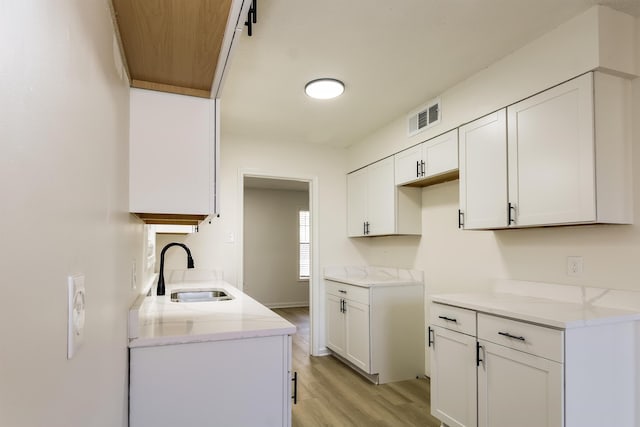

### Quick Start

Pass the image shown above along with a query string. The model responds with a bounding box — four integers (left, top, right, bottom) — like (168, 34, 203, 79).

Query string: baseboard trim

(315, 347, 332, 357)
(328, 350, 380, 384)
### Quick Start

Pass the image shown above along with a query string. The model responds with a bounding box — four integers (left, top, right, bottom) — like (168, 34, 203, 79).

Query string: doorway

(243, 177, 309, 307)
(238, 171, 319, 356)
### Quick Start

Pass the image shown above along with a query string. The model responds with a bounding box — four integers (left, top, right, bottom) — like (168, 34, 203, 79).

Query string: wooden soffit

(111, 0, 233, 98)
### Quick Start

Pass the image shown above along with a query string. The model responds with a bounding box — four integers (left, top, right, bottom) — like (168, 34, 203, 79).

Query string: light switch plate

(67, 274, 86, 359)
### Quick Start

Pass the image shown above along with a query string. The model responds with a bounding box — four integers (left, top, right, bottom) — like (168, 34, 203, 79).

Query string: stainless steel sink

(170, 288, 234, 302)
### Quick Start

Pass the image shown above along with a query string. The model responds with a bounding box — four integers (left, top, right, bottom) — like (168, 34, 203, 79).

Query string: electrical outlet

(67, 274, 86, 359)
(567, 256, 583, 277)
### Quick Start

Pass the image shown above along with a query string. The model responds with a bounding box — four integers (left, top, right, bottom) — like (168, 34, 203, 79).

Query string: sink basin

(170, 288, 234, 303)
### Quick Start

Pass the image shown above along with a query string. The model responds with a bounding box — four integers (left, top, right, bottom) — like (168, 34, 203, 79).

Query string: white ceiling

(220, 0, 640, 148)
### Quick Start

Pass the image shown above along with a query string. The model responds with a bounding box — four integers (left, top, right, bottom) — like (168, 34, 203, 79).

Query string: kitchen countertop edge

(431, 292, 640, 329)
(128, 280, 296, 348)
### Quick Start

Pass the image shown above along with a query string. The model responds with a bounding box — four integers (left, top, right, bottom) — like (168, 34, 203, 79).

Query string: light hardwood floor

(273, 307, 442, 427)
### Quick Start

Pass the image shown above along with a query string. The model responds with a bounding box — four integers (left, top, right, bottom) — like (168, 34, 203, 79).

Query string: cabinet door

(478, 340, 562, 427)
(459, 109, 508, 229)
(129, 89, 214, 215)
(347, 168, 368, 237)
(130, 336, 289, 427)
(367, 157, 395, 236)
(507, 73, 595, 226)
(394, 145, 424, 185)
(425, 129, 458, 178)
(430, 326, 477, 427)
(344, 299, 371, 373)
(326, 293, 346, 354)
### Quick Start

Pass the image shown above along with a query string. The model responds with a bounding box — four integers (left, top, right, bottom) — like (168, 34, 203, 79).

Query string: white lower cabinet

(129, 335, 292, 427)
(325, 281, 371, 372)
(430, 301, 637, 427)
(326, 293, 347, 355)
(325, 279, 424, 383)
(430, 326, 478, 427)
(478, 340, 562, 427)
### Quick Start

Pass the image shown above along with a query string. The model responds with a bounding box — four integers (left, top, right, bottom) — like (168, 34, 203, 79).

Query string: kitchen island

(128, 278, 296, 427)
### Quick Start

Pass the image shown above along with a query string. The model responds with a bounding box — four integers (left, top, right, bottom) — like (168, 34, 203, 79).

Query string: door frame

(237, 168, 321, 356)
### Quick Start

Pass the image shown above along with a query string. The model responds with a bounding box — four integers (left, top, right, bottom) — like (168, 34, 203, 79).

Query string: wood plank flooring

(273, 307, 442, 427)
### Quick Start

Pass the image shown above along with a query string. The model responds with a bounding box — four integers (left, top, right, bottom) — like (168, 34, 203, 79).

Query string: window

(298, 210, 310, 279)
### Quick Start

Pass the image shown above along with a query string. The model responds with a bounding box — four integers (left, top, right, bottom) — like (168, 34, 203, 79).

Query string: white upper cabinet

(458, 110, 508, 230)
(395, 129, 459, 186)
(347, 157, 421, 237)
(459, 71, 632, 230)
(394, 145, 423, 185)
(507, 72, 632, 227)
(129, 89, 219, 222)
(366, 158, 396, 236)
(347, 166, 373, 236)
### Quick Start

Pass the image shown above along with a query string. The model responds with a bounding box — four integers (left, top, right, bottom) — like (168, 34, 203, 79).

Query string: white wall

(347, 7, 640, 375)
(243, 187, 310, 307)
(0, 1, 147, 426)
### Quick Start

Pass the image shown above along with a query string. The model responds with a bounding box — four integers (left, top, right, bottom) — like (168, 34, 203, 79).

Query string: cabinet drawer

(430, 303, 476, 336)
(477, 313, 564, 362)
(325, 281, 369, 305)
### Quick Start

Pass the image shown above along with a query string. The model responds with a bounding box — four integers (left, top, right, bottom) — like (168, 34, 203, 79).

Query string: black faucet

(157, 242, 195, 296)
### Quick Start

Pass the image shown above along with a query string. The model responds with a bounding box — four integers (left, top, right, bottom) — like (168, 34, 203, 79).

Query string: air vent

(408, 98, 441, 136)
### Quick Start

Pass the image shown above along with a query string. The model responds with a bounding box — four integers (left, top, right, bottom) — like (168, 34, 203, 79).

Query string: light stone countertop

(432, 281, 640, 329)
(324, 265, 424, 287)
(128, 280, 296, 348)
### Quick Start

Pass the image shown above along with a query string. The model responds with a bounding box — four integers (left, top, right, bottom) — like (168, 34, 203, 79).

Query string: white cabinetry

(130, 335, 292, 427)
(325, 279, 424, 383)
(507, 72, 631, 226)
(429, 304, 478, 427)
(458, 109, 508, 230)
(325, 282, 370, 372)
(129, 88, 219, 221)
(347, 157, 421, 237)
(457, 71, 632, 229)
(477, 314, 563, 427)
(430, 299, 638, 427)
(325, 293, 346, 355)
(395, 129, 459, 186)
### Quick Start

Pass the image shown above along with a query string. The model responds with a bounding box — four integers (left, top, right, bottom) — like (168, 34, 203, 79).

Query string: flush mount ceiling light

(304, 78, 345, 99)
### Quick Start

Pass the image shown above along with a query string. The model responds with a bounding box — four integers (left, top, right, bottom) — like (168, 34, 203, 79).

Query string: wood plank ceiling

(111, 0, 233, 98)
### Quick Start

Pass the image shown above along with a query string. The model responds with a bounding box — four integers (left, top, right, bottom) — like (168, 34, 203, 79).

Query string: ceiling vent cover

(408, 98, 441, 136)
